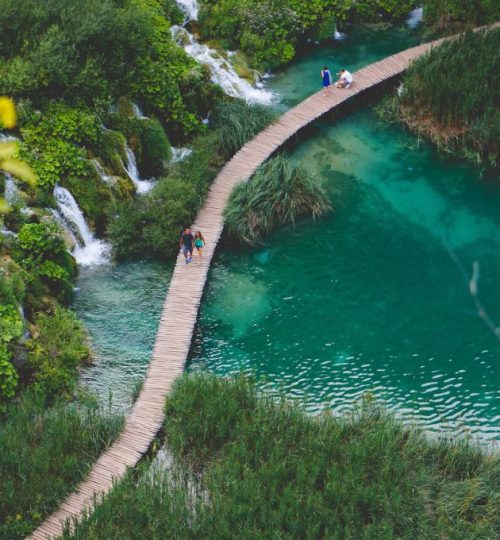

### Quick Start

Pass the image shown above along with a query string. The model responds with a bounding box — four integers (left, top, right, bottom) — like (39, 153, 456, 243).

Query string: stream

(73, 24, 499, 444)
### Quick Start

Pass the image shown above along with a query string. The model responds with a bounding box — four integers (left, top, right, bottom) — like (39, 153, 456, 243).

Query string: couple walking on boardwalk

(321, 66, 353, 95)
(180, 228, 205, 264)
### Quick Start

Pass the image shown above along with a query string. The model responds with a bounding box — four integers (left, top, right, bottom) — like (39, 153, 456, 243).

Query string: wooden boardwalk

(28, 36, 454, 539)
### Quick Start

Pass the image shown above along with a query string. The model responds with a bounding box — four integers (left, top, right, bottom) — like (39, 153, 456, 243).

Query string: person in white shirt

(335, 69, 353, 89)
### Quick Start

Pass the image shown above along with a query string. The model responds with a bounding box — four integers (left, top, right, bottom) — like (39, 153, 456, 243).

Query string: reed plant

(224, 154, 331, 244)
(64, 374, 499, 539)
(214, 100, 276, 158)
(379, 28, 500, 170)
(0, 392, 123, 540)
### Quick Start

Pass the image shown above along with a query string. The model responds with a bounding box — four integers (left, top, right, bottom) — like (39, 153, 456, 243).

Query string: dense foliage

(108, 100, 274, 258)
(225, 154, 331, 244)
(198, 0, 417, 68)
(64, 374, 499, 539)
(0, 0, 216, 138)
(423, 0, 500, 31)
(0, 392, 123, 540)
(378, 28, 500, 170)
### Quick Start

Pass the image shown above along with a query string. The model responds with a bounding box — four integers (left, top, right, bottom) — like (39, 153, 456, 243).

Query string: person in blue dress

(320, 66, 332, 96)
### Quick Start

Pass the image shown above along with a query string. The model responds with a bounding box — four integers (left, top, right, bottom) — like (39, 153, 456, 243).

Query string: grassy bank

(0, 392, 123, 540)
(377, 27, 500, 171)
(64, 374, 499, 539)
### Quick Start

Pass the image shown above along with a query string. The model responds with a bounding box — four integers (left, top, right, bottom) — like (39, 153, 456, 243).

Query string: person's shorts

(182, 244, 192, 254)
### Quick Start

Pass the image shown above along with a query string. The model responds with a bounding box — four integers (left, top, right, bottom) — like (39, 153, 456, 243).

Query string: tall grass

(379, 28, 500, 169)
(64, 374, 499, 539)
(224, 154, 331, 244)
(0, 392, 123, 540)
(213, 99, 276, 159)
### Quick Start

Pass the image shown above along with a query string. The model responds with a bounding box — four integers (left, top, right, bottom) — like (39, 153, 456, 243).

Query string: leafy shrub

(0, 344, 18, 403)
(15, 221, 75, 303)
(26, 307, 91, 400)
(0, 391, 123, 540)
(353, 0, 416, 21)
(225, 154, 331, 244)
(19, 102, 100, 188)
(213, 99, 276, 159)
(108, 177, 197, 260)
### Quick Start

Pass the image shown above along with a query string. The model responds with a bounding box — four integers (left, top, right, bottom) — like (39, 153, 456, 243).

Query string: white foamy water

(171, 147, 192, 163)
(176, 0, 199, 21)
(92, 159, 112, 184)
(53, 185, 110, 266)
(172, 1, 275, 105)
(4, 173, 19, 205)
(132, 103, 148, 120)
(407, 6, 423, 28)
(124, 145, 154, 194)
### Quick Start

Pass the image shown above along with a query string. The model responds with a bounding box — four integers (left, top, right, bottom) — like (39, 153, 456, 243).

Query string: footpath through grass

(64, 374, 499, 539)
(0, 392, 123, 540)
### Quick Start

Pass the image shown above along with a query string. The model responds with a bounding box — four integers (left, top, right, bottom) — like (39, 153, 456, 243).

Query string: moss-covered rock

(99, 130, 127, 176)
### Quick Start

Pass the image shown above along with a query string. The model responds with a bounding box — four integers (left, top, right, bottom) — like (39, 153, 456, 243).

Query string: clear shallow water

(73, 26, 499, 442)
(74, 260, 171, 408)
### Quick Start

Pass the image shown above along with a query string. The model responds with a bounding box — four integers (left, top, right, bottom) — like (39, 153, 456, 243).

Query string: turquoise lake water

(74, 26, 499, 442)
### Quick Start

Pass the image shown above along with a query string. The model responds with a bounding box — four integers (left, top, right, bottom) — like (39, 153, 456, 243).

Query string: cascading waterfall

(4, 173, 19, 205)
(53, 185, 110, 266)
(407, 6, 423, 28)
(92, 159, 112, 184)
(124, 145, 154, 194)
(171, 147, 192, 163)
(172, 1, 274, 105)
(132, 103, 148, 120)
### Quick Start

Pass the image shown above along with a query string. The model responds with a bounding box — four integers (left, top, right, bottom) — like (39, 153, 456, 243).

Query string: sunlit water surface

(74, 26, 499, 443)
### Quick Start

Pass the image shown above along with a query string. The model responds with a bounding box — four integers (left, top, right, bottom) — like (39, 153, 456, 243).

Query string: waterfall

(176, 0, 198, 21)
(407, 7, 423, 28)
(172, 1, 275, 105)
(4, 173, 19, 205)
(171, 147, 192, 163)
(92, 159, 112, 184)
(124, 145, 154, 194)
(53, 185, 110, 266)
(132, 103, 148, 120)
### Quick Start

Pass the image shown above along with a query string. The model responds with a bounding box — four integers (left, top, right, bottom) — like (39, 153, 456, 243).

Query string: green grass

(0, 392, 123, 540)
(63, 374, 499, 539)
(213, 99, 276, 159)
(224, 154, 331, 244)
(378, 27, 500, 170)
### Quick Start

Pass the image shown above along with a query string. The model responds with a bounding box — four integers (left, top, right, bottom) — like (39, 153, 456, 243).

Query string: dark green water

(74, 26, 499, 442)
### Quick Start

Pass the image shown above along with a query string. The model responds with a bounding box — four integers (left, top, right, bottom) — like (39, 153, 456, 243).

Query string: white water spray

(4, 173, 19, 205)
(124, 146, 154, 194)
(53, 185, 110, 266)
(407, 7, 423, 29)
(132, 103, 148, 120)
(172, 1, 274, 105)
(92, 159, 113, 184)
(171, 147, 193, 163)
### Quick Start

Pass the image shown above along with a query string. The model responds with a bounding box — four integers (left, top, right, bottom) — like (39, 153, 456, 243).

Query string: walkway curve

(28, 31, 490, 539)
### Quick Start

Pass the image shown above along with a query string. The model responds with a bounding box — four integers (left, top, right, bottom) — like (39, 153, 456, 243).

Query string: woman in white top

(335, 69, 353, 88)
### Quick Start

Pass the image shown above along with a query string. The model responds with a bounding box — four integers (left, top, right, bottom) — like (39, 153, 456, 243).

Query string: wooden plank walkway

(26, 33, 475, 539)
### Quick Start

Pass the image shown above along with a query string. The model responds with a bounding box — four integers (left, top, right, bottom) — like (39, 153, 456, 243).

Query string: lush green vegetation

(225, 154, 331, 244)
(197, 0, 417, 68)
(63, 374, 499, 539)
(108, 100, 275, 258)
(0, 392, 123, 540)
(378, 28, 500, 170)
(423, 0, 500, 32)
